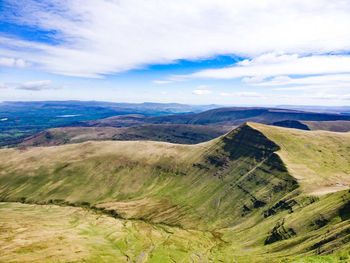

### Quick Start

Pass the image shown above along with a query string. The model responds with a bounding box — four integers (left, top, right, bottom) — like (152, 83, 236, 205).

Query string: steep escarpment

(0, 123, 350, 262)
(0, 123, 296, 230)
(188, 124, 298, 228)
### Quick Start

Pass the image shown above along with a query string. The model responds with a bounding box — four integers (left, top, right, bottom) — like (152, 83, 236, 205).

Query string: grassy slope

(1, 123, 350, 262)
(0, 202, 219, 263)
(0, 124, 297, 229)
(250, 122, 350, 194)
(1, 201, 349, 263)
(20, 124, 232, 146)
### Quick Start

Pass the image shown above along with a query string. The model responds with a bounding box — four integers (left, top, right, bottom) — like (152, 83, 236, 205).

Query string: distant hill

(0, 101, 220, 147)
(16, 106, 350, 147)
(272, 120, 350, 132)
(303, 120, 350, 132)
(4, 103, 350, 148)
(272, 120, 310, 130)
(20, 124, 233, 146)
(277, 105, 350, 115)
(1, 123, 350, 262)
(79, 107, 350, 127)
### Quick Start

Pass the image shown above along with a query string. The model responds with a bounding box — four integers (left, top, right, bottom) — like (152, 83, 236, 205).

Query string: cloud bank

(183, 53, 350, 92)
(2, 0, 350, 78)
(0, 57, 27, 68)
(188, 54, 350, 80)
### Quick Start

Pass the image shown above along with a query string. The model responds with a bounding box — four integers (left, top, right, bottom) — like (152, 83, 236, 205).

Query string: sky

(0, 0, 350, 106)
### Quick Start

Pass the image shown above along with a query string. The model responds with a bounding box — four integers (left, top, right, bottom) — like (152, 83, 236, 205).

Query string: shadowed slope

(272, 120, 310, 130)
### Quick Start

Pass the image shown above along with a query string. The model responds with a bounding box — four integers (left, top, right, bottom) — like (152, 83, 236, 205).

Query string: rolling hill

(277, 105, 350, 115)
(0, 101, 219, 147)
(20, 124, 233, 146)
(273, 120, 350, 132)
(78, 107, 350, 127)
(302, 120, 350, 132)
(4, 105, 350, 148)
(0, 123, 349, 262)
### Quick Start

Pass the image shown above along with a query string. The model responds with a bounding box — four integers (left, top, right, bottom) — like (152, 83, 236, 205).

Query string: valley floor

(1, 202, 349, 263)
(0, 202, 220, 263)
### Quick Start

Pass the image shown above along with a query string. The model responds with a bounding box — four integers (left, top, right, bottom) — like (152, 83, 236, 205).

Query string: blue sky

(0, 0, 350, 106)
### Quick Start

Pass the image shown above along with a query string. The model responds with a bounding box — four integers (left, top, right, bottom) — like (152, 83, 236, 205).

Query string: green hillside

(249, 122, 350, 194)
(20, 124, 232, 146)
(0, 123, 349, 262)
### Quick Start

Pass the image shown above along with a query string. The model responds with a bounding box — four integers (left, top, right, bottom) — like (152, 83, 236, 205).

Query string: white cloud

(153, 80, 172, 85)
(17, 80, 52, 91)
(0, 83, 8, 89)
(219, 92, 350, 101)
(192, 85, 212, 95)
(273, 84, 350, 91)
(2, 0, 350, 77)
(187, 54, 350, 79)
(238, 53, 299, 66)
(255, 74, 350, 87)
(281, 93, 350, 101)
(242, 75, 268, 83)
(220, 92, 263, 97)
(193, 89, 212, 95)
(0, 57, 27, 68)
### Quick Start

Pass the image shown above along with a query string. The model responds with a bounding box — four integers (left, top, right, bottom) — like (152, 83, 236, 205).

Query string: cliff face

(189, 123, 298, 228)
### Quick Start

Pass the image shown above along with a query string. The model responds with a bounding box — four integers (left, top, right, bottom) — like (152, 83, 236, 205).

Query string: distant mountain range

(276, 105, 350, 115)
(76, 106, 350, 127)
(2, 101, 350, 147)
(0, 101, 220, 147)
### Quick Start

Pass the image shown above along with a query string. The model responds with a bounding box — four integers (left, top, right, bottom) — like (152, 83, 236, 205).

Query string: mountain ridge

(77, 107, 350, 127)
(1, 122, 350, 262)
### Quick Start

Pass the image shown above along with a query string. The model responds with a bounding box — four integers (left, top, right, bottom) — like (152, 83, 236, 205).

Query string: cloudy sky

(1, 0, 350, 105)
